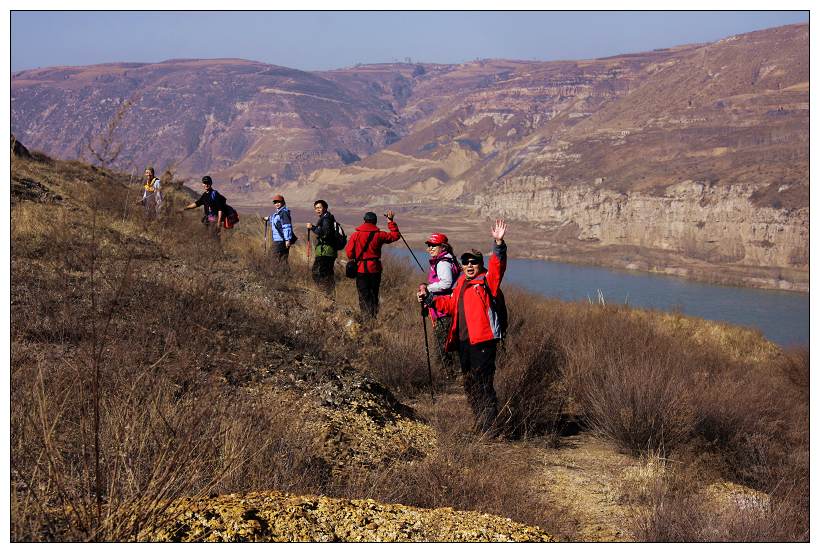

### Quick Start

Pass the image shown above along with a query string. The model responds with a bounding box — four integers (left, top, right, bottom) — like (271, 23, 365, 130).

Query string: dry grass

(11, 152, 808, 542)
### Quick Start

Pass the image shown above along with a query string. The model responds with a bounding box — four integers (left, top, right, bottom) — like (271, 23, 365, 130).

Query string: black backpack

(332, 221, 348, 250)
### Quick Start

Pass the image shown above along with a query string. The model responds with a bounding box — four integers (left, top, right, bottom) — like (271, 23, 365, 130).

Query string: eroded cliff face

(475, 176, 808, 271)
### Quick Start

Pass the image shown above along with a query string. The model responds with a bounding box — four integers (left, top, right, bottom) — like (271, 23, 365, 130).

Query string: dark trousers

(312, 256, 336, 296)
(458, 339, 499, 435)
(355, 272, 382, 319)
(432, 315, 456, 377)
(272, 241, 290, 273)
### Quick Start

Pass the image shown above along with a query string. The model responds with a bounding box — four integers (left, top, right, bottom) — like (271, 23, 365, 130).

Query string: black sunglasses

(463, 259, 481, 266)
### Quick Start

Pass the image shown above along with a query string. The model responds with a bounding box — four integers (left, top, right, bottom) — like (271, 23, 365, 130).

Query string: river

(390, 249, 809, 348)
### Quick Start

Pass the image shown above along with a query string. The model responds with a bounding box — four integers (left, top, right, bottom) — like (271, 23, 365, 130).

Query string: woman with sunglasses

(424, 233, 461, 377)
(418, 219, 508, 437)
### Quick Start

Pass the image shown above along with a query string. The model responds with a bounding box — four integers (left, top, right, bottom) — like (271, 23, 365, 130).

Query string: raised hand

(491, 219, 507, 243)
(384, 210, 395, 221)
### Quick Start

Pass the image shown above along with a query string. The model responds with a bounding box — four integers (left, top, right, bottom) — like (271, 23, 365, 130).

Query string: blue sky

(10, 10, 810, 72)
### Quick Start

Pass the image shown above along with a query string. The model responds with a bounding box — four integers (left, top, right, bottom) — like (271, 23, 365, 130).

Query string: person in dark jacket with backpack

(425, 232, 461, 377)
(345, 210, 400, 319)
(266, 194, 294, 271)
(306, 199, 340, 296)
(418, 219, 508, 436)
(180, 175, 227, 238)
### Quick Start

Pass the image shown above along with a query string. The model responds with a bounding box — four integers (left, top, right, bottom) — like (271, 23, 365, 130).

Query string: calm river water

(391, 249, 809, 347)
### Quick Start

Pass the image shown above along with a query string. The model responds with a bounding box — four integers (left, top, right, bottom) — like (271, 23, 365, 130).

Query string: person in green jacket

(306, 199, 339, 296)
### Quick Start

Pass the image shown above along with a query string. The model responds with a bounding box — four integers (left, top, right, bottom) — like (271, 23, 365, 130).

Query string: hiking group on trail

(169, 171, 509, 436)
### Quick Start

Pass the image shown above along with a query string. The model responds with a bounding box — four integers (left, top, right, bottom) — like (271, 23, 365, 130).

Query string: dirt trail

(532, 435, 639, 541)
(412, 387, 640, 542)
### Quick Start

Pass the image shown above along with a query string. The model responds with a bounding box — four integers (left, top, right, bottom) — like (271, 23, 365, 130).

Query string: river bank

(235, 202, 809, 294)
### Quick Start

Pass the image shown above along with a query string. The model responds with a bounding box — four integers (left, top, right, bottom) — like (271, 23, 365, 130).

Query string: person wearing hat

(344, 210, 401, 319)
(424, 232, 461, 377)
(180, 175, 228, 238)
(417, 219, 508, 436)
(266, 194, 295, 270)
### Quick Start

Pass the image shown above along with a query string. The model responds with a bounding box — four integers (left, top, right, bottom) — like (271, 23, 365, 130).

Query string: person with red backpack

(424, 232, 461, 377)
(345, 210, 400, 319)
(180, 175, 228, 239)
(418, 219, 508, 436)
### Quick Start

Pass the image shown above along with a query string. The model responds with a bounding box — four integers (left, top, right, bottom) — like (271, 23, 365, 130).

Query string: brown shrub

(494, 289, 568, 442)
(634, 461, 808, 542)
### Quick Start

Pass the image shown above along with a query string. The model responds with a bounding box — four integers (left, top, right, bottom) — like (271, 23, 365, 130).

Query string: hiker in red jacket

(418, 219, 508, 436)
(345, 210, 401, 319)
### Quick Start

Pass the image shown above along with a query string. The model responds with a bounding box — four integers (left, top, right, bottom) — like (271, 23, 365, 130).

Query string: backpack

(223, 205, 240, 229)
(332, 221, 348, 250)
(481, 280, 508, 340)
(434, 255, 462, 284)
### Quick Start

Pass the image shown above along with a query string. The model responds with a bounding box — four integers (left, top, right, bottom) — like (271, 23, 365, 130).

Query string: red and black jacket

(430, 241, 507, 350)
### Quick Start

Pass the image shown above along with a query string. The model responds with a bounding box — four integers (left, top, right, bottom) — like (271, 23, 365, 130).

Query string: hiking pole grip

(419, 287, 435, 401)
(263, 217, 268, 252)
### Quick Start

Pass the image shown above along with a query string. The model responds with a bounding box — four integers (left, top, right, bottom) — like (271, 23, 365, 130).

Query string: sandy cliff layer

(475, 177, 808, 273)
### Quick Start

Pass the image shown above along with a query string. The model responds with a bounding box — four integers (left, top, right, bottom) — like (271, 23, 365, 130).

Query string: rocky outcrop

(141, 490, 556, 542)
(475, 177, 808, 271)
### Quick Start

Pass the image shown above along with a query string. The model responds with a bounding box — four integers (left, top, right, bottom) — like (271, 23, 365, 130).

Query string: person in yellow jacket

(138, 167, 162, 218)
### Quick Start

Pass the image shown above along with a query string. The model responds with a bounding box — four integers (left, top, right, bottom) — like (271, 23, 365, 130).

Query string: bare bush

(634, 462, 808, 542)
(495, 289, 568, 442)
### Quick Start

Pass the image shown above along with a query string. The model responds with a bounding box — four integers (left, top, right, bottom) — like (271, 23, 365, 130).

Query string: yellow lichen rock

(141, 490, 556, 542)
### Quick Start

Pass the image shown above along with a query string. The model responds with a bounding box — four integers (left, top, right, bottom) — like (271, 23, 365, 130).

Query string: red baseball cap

(425, 233, 448, 246)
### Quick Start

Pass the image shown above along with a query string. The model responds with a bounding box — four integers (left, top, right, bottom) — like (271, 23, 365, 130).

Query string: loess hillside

(11, 24, 808, 290)
(10, 146, 808, 542)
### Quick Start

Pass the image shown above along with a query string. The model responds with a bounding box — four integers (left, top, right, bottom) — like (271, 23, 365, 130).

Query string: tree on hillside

(84, 94, 140, 169)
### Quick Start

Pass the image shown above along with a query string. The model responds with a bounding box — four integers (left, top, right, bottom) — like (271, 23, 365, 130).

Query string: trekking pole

(263, 217, 269, 253)
(306, 228, 312, 260)
(400, 233, 426, 273)
(419, 286, 435, 401)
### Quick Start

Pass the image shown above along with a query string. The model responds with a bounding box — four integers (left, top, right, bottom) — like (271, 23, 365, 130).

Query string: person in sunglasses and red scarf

(417, 219, 507, 437)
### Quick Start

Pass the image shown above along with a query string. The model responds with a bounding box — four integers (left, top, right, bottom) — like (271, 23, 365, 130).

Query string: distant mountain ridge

(11, 23, 809, 286)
